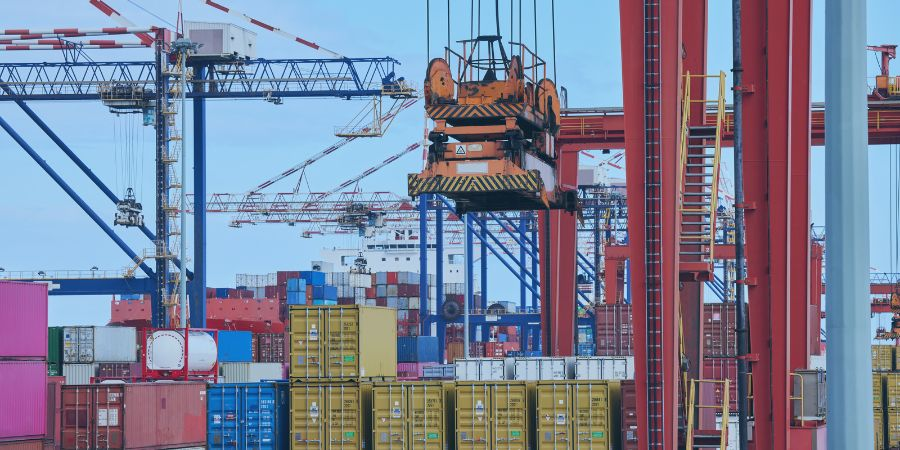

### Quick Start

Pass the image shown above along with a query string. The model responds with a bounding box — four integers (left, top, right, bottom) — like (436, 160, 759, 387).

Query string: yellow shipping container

(876, 408, 886, 450)
(372, 382, 446, 450)
(873, 345, 894, 371)
(886, 374, 900, 409)
(888, 408, 900, 449)
(290, 305, 397, 380)
(875, 373, 885, 410)
(455, 382, 528, 450)
(534, 381, 615, 450)
(291, 382, 365, 450)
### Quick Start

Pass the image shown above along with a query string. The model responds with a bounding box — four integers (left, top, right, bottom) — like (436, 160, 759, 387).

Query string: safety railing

(686, 378, 731, 450)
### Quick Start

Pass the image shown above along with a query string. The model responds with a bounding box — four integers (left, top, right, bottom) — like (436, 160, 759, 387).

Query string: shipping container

(455, 359, 506, 381)
(217, 330, 254, 362)
(455, 382, 528, 450)
(397, 336, 440, 363)
(207, 382, 289, 450)
(62, 326, 138, 363)
(290, 305, 397, 379)
(95, 362, 141, 380)
(574, 357, 635, 380)
(511, 358, 570, 381)
(703, 303, 737, 357)
(48, 327, 63, 376)
(0, 281, 47, 359)
(876, 373, 885, 410)
(876, 407, 886, 450)
(372, 382, 446, 450)
(873, 345, 895, 372)
(422, 365, 455, 380)
(620, 380, 638, 450)
(60, 382, 207, 450)
(594, 304, 633, 356)
(889, 408, 900, 449)
(61, 363, 97, 385)
(257, 333, 286, 363)
(0, 361, 47, 440)
(886, 373, 900, 409)
(220, 362, 283, 383)
(46, 376, 64, 449)
(701, 359, 739, 410)
(290, 382, 363, 450)
(535, 381, 615, 450)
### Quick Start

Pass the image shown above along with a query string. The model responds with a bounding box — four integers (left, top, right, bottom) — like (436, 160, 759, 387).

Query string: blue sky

(0, 1, 897, 326)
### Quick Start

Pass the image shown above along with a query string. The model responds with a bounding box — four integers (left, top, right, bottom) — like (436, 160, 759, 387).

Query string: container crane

(868, 44, 899, 101)
(408, 35, 577, 214)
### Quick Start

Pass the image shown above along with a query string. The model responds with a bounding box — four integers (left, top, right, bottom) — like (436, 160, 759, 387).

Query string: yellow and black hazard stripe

(427, 103, 524, 120)
(408, 171, 542, 196)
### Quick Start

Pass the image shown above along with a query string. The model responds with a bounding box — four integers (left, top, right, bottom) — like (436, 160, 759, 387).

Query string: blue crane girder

(0, 57, 406, 101)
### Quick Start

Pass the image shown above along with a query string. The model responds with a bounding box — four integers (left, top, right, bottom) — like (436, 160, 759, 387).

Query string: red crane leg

(538, 144, 579, 356)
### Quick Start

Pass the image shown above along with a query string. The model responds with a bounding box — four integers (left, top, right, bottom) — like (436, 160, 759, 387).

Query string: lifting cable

(551, 0, 557, 81)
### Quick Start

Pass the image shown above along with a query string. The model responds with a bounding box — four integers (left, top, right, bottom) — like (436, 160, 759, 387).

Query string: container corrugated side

(454, 358, 506, 381)
(220, 362, 283, 383)
(512, 358, 568, 381)
(0, 281, 48, 359)
(876, 407, 886, 450)
(0, 440, 43, 450)
(571, 381, 614, 449)
(92, 327, 137, 362)
(60, 382, 207, 450)
(620, 380, 639, 450)
(455, 382, 528, 450)
(61, 364, 97, 385)
(873, 345, 894, 371)
(47, 327, 63, 376)
(886, 373, 900, 409)
(875, 373, 885, 410)
(889, 408, 900, 449)
(62, 326, 93, 363)
(0, 361, 47, 440)
(372, 382, 445, 450)
(207, 382, 289, 450)
(217, 330, 254, 362)
(291, 382, 362, 450)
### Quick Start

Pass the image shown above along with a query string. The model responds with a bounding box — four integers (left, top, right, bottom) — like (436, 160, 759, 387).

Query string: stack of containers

(108, 295, 152, 327)
(874, 345, 900, 449)
(396, 336, 439, 379)
(58, 325, 139, 384)
(701, 303, 738, 414)
(295, 271, 337, 305)
(576, 325, 596, 356)
(217, 330, 284, 383)
(206, 298, 284, 333)
(374, 271, 424, 336)
(330, 271, 374, 305)
(207, 381, 290, 450)
(0, 281, 48, 450)
(286, 277, 307, 305)
(594, 303, 634, 356)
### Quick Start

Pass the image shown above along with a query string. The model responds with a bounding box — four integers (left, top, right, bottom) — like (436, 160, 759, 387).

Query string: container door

(291, 385, 326, 449)
(572, 383, 610, 449)
(493, 384, 527, 450)
(62, 327, 79, 364)
(93, 385, 124, 449)
(326, 384, 362, 450)
(207, 385, 240, 449)
(290, 309, 326, 378)
(456, 384, 491, 450)
(536, 384, 571, 449)
(373, 384, 408, 450)
(408, 384, 444, 450)
(326, 308, 361, 378)
(79, 328, 94, 363)
(244, 384, 278, 450)
(61, 387, 92, 450)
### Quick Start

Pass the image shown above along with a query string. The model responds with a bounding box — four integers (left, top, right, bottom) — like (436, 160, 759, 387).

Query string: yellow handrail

(679, 71, 692, 204)
(685, 378, 731, 450)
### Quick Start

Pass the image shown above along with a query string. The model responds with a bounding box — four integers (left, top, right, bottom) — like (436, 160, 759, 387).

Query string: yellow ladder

(686, 378, 731, 450)
(678, 72, 727, 264)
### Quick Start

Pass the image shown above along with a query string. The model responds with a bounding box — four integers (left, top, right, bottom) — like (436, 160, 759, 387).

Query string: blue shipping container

(286, 278, 307, 293)
(207, 382, 289, 450)
(577, 343, 596, 356)
(397, 336, 439, 363)
(323, 285, 337, 300)
(311, 299, 338, 305)
(286, 291, 306, 305)
(215, 287, 230, 298)
(299, 271, 326, 286)
(217, 330, 254, 362)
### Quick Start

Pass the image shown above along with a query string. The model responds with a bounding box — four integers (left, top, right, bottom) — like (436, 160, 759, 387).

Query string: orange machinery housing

(408, 35, 577, 213)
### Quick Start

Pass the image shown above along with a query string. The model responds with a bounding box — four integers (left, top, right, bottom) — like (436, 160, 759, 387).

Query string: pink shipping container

(397, 362, 438, 380)
(0, 281, 48, 359)
(0, 440, 43, 450)
(60, 382, 206, 450)
(0, 361, 47, 440)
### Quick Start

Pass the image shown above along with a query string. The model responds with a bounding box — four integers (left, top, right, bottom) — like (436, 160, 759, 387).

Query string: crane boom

(87, 0, 156, 46)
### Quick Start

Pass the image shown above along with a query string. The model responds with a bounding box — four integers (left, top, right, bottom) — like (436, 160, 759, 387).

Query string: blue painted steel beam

(480, 215, 487, 309)
(435, 198, 445, 358)
(0, 57, 405, 101)
(472, 215, 540, 286)
(465, 214, 474, 311)
(191, 69, 207, 328)
(519, 214, 528, 313)
(419, 194, 429, 335)
(0, 116, 154, 277)
(19, 277, 155, 296)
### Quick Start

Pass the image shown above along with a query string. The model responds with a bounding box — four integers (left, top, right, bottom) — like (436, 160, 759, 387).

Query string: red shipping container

(0, 361, 47, 440)
(701, 359, 738, 409)
(703, 303, 737, 357)
(337, 298, 354, 305)
(251, 334, 259, 362)
(206, 319, 285, 334)
(376, 298, 387, 307)
(0, 441, 43, 450)
(276, 271, 300, 286)
(386, 272, 399, 284)
(206, 287, 217, 298)
(256, 333, 286, 363)
(46, 376, 64, 449)
(620, 380, 639, 450)
(95, 363, 141, 380)
(0, 281, 48, 359)
(109, 300, 152, 328)
(264, 285, 277, 299)
(60, 382, 206, 450)
(397, 325, 409, 337)
(276, 285, 287, 300)
(594, 303, 634, 356)
(365, 287, 376, 298)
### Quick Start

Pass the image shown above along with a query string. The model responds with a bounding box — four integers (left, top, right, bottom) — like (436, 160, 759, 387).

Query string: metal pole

(419, 194, 430, 335)
(464, 213, 473, 357)
(436, 199, 446, 359)
(192, 66, 207, 328)
(825, 0, 874, 447)
(178, 48, 188, 328)
(730, 0, 750, 447)
(480, 214, 488, 310)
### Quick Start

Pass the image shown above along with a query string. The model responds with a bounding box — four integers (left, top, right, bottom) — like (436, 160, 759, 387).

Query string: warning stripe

(408, 171, 543, 196)
(427, 103, 525, 120)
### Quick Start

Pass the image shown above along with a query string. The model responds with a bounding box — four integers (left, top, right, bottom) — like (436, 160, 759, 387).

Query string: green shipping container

(48, 326, 63, 376)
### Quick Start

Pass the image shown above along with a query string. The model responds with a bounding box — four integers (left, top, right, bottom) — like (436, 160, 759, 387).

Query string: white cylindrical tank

(145, 330, 217, 372)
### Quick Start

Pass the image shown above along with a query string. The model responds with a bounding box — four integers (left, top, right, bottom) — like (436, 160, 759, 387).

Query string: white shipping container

(62, 363, 98, 384)
(63, 326, 94, 363)
(715, 414, 742, 450)
(350, 273, 372, 288)
(93, 326, 138, 362)
(184, 21, 257, 59)
(220, 362, 283, 383)
(574, 356, 635, 380)
(455, 358, 506, 381)
(512, 357, 569, 380)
